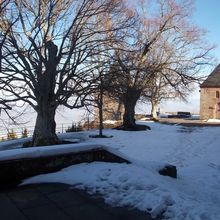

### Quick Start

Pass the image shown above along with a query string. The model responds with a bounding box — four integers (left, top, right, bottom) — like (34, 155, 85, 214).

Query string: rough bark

(151, 100, 158, 119)
(32, 104, 58, 146)
(115, 101, 123, 120)
(122, 88, 141, 129)
(31, 40, 58, 146)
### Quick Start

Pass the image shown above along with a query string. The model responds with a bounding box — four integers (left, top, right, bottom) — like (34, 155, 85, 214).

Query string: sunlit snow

(1, 121, 219, 220)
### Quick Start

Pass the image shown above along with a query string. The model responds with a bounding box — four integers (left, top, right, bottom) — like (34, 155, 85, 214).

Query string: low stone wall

(0, 148, 130, 188)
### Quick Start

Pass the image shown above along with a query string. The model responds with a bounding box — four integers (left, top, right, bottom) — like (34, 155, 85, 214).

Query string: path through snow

(4, 121, 220, 220)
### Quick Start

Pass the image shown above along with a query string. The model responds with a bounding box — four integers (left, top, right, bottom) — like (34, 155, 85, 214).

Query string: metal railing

(0, 122, 80, 141)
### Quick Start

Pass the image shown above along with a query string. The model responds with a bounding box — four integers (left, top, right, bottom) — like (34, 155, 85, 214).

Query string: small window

(216, 91, 220, 98)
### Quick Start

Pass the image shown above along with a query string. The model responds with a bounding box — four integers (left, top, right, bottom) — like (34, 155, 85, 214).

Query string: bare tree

(0, 0, 12, 116)
(0, 0, 10, 72)
(107, 0, 214, 130)
(84, 10, 135, 136)
(143, 73, 194, 118)
(90, 66, 109, 137)
(0, 0, 131, 146)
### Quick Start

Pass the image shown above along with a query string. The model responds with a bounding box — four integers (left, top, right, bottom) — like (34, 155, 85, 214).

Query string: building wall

(200, 87, 220, 120)
(94, 95, 124, 122)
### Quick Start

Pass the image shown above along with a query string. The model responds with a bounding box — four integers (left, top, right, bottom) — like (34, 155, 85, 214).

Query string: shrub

(7, 129, 17, 140)
(66, 122, 83, 132)
(21, 128, 28, 138)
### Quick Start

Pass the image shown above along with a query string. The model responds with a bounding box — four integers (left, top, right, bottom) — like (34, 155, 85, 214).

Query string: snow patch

(103, 120, 118, 124)
(207, 118, 220, 123)
(0, 143, 105, 161)
(2, 121, 219, 220)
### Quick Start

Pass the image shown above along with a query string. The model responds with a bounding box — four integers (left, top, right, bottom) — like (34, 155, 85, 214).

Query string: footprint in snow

(208, 163, 220, 171)
(97, 169, 112, 181)
(118, 175, 128, 183)
(145, 184, 158, 191)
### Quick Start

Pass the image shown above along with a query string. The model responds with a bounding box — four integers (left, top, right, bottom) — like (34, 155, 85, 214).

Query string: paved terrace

(0, 183, 154, 220)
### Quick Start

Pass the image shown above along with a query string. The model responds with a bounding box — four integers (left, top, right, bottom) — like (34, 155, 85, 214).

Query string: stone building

(200, 64, 220, 120)
(94, 95, 124, 122)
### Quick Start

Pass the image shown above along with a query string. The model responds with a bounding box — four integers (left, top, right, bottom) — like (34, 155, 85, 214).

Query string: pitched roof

(200, 64, 220, 88)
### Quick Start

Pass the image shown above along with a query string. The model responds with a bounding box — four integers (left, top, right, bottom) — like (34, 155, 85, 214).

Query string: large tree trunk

(122, 88, 141, 129)
(32, 100, 58, 146)
(151, 100, 159, 119)
(115, 101, 123, 120)
(32, 40, 59, 146)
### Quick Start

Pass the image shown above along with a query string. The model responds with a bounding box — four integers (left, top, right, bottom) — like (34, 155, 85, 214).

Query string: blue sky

(2, 0, 219, 130)
(16, 0, 220, 118)
(193, 0, 220, 61)
(160, 0, 220, 113)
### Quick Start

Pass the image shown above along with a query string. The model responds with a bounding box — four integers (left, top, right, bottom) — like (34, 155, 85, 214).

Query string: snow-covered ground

(207, 118, 220, 123)
(1, 121, 220, 220)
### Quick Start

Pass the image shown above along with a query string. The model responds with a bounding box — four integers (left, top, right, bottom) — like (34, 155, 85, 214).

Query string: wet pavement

(0, 183, 154, 220)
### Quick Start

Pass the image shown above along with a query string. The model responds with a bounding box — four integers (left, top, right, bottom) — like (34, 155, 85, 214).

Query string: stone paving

(0, 183, 154, 220)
